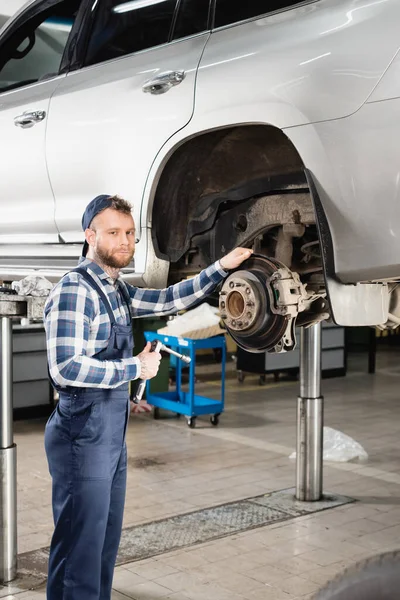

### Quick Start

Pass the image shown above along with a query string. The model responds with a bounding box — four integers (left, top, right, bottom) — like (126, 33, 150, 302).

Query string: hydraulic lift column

(296, 322, 324, 501)
(0, 316, 17, 583)
(0, 293, 46, 584)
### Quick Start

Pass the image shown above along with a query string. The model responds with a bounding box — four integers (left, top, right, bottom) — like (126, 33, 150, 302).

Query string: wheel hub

(220, 273, 261, 331)
(219, 255, 289, 354)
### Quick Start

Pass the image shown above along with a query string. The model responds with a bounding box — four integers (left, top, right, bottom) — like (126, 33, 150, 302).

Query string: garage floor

(2, 349, 400, 600)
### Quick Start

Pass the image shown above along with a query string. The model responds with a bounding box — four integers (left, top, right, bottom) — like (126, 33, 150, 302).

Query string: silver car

(0, 0, 399, 351)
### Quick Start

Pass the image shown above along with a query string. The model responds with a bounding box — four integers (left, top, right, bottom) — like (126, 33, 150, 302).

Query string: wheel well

(152, 123, 309, 268)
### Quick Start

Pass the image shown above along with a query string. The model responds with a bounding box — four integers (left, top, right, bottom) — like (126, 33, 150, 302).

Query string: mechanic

(43, 193, 252, 600)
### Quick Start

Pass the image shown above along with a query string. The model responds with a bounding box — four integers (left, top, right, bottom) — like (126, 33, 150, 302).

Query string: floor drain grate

(118, 501, 286, 561)
(14, 488, 353, 585)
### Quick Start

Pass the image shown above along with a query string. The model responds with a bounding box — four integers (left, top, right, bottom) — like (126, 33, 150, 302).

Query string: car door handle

(14, 110, 46, 129)
(142, 71, 186, 95)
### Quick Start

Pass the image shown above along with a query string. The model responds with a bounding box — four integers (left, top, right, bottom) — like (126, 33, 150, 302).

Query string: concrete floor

(2, 348, 400, 599)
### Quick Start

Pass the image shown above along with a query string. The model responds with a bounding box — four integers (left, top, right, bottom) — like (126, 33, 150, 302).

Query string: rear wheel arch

(148, 122, 389, 329)
(151, 123, 323, 270)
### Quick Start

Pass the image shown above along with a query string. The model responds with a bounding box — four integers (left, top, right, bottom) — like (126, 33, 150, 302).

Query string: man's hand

(137, 342, 161, 380)
(130, 400, 152, 414)
(220, 247, 253, 271)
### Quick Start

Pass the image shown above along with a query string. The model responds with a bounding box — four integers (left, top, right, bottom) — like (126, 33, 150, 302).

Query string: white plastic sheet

(290, 426, 368, 463)
(160, 303, 220, 337)
(12, 275, 53, 297)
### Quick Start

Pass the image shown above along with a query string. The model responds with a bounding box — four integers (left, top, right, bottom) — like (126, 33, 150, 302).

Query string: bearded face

(94, 241, 135, 269)
(86, 208, 136, 270)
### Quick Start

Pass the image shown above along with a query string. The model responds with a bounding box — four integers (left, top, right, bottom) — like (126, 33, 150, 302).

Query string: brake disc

(219, 254, 289, 353)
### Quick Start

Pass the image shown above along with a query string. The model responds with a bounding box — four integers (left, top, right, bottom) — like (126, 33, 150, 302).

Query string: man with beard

(43, 194, 252, 600)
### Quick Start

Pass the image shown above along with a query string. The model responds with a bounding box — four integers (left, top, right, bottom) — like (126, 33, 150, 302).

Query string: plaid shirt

(44, 257, 228, 389)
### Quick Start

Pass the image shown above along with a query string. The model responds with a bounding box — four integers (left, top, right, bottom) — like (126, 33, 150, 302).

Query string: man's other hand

(137, 342, 161, 379)
(130, 400, 152, 414)
(220, 247, 253, 270)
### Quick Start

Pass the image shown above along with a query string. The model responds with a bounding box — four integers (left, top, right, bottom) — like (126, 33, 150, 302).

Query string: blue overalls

(45, 268, 133, 600)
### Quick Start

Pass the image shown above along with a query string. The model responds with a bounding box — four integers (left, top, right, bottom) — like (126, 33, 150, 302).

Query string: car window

(0, 0, 82, 94)
(85, 0, 179, 67)
(172, 0, 210, 40)
(214, 0, 302, 28)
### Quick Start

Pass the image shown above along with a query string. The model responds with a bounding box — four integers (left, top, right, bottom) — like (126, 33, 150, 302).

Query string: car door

(195, 0, 400, 128)
(47, 0, 212, 265)
(0, 0, 84, 244)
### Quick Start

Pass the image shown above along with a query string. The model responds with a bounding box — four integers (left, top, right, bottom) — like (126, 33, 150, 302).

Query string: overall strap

(74, 268, 116, 325)
(117, 282, 132, 326)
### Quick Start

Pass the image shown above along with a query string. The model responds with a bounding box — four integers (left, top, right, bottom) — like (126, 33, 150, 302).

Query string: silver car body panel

(287, 98, 400, 283)
(45, 34, 210, 251)
(0, 0, 399, 325)
(0, 76, 65, 243)
(143, 0, 400, 285)
(195, 0, 400, 127)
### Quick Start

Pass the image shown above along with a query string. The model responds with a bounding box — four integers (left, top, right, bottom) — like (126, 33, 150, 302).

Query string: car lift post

(296, 322, 324, 501)
(0, 313, 17, 584)
(0, 294, 46, 584)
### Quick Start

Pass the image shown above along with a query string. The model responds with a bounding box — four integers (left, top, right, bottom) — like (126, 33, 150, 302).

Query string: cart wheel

(210, 414, 220, 426)
(273, 372, 280, 382)
(176, 413, 181, 419)
(187, 417, 196, 429)
(237, 371, 245, 383)
(153, 407, 160, 420)
(259, 374, 266, 386)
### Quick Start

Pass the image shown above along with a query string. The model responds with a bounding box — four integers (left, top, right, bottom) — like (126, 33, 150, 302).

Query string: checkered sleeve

(44, 274, 141, 388)
(127, 261, 229, 317)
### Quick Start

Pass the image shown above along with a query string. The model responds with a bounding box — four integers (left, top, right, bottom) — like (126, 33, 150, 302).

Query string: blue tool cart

(144, 331, 226, 428)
